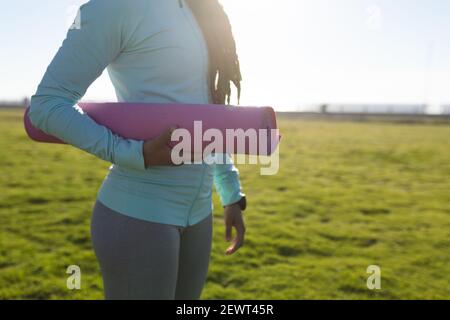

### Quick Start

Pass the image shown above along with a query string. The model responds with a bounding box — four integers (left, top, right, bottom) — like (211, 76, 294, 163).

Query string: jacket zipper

(179, 0, 211, 226)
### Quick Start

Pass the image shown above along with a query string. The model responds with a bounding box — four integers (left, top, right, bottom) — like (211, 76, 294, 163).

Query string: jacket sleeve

(213, 153, 245, 207)
(28, 0, 145, 171)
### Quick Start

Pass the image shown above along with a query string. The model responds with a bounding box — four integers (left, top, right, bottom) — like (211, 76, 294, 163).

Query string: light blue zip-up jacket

(28, 0, 244, 227)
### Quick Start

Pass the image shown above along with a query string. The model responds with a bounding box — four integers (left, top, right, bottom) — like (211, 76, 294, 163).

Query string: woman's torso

(97, 0, 215, 227)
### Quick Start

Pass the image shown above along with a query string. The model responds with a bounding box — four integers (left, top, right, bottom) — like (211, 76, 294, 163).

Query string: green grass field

(0, 108, 449, 299)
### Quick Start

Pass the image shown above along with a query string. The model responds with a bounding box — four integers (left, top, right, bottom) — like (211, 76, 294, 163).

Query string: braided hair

(185, 0, 242, 105)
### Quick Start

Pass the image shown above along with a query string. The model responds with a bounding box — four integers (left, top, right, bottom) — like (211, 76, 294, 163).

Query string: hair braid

(185, 0, 242, 105)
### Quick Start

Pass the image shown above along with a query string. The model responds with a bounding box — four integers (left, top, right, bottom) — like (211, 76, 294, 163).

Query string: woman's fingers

(223, 203, 246, 255)
(159, 126, 178, 146)
(160, 127, 182, 166)
(226, 230, 244, 255)
(144, 125, 190, 167)
(225, 219, 232, 241)
(225, 220, 245, 255)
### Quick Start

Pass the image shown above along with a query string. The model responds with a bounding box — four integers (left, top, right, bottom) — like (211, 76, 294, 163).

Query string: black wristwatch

(224, 196, 246, 211)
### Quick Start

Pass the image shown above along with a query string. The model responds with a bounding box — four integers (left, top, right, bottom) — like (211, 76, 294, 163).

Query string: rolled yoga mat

(24, 103, 281, 156)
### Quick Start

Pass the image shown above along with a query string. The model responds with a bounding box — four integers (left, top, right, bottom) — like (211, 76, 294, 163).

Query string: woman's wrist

(224, 196, 246, 211)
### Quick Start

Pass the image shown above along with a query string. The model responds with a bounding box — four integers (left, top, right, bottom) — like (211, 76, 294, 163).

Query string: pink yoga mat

(24, 103, 280, 156)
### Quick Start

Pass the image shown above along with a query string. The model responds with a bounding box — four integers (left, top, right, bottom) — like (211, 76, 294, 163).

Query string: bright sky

(1, 0, 450, 111)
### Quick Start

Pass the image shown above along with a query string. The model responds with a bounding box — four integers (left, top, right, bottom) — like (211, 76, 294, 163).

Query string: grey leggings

(90, 200, 213, 300)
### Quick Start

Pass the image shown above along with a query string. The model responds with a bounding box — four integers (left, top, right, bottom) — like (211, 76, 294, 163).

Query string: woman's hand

(224, 202, 246, 255)
(143, 126, 178, 167)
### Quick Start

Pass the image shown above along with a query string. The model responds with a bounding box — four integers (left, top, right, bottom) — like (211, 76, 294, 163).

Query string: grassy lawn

(0, 108, 449, 299)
